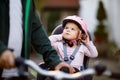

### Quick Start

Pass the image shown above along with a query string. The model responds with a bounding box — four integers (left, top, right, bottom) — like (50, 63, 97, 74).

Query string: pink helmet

(62, 15, 87, 34)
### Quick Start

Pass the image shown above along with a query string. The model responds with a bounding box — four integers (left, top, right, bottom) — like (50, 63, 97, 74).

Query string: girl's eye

(65, 26, 68, 29)
(71, 28, 75, 30)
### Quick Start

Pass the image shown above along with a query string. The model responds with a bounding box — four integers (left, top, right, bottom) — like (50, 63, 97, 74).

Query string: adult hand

(0, 50, 15, 69)
(55, 62, 75, 74)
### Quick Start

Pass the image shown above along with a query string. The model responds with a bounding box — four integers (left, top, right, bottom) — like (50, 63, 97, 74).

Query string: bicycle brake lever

(95, 64, 106, 75)
(15, 57, 25, 67)
(15, 57, 29, 77)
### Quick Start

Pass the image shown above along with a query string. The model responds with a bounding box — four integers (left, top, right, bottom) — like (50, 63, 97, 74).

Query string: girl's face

(63, 22, 81, 40)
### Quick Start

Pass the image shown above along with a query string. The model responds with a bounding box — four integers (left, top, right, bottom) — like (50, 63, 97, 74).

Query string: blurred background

(31, 0, 120, 80)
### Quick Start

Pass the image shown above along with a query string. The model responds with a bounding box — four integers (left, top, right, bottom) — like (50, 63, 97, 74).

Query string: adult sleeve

(31, 0, 61, 68)
(0, 41, 13, 55)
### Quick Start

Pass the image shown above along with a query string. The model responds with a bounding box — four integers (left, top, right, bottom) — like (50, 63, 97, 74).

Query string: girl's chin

(64, 38, 72, 40)
(64, 36, 74, 40)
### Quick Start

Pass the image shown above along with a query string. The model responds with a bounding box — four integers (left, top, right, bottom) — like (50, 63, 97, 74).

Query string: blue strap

(80, 66, 85, 71)
(63, 42, 81, 64)
(63, 41, 68, 61)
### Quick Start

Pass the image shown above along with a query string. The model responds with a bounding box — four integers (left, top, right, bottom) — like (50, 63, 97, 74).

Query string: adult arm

(30, 1, 61, 68)
(31, 1, 75, 73)
(0, 41, 8, 54)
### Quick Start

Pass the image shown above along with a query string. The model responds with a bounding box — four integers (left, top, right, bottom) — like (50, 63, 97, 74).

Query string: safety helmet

(62, 15, 87, 34)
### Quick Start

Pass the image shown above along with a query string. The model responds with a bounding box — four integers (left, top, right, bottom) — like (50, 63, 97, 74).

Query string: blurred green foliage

(96, 0, 107, 22)
(94, 0, 118, 59)
(94, 0, 108, 42)
(47, 12, 60, 34)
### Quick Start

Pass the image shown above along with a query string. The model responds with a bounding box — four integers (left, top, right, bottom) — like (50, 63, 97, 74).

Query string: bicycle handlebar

(15, 57, 120, 80)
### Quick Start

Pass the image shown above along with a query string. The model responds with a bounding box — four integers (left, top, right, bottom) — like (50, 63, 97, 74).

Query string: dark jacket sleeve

(0, 41, 8, 55)
(31, 1, 61, 68)
(0, 41, 13, 55)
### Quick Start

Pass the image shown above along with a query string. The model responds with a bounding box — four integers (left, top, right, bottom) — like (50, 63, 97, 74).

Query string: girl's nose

(66, 28, 70, 32)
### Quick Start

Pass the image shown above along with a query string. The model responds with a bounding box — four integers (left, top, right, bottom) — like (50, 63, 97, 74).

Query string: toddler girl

(49, 15, 98, 73)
